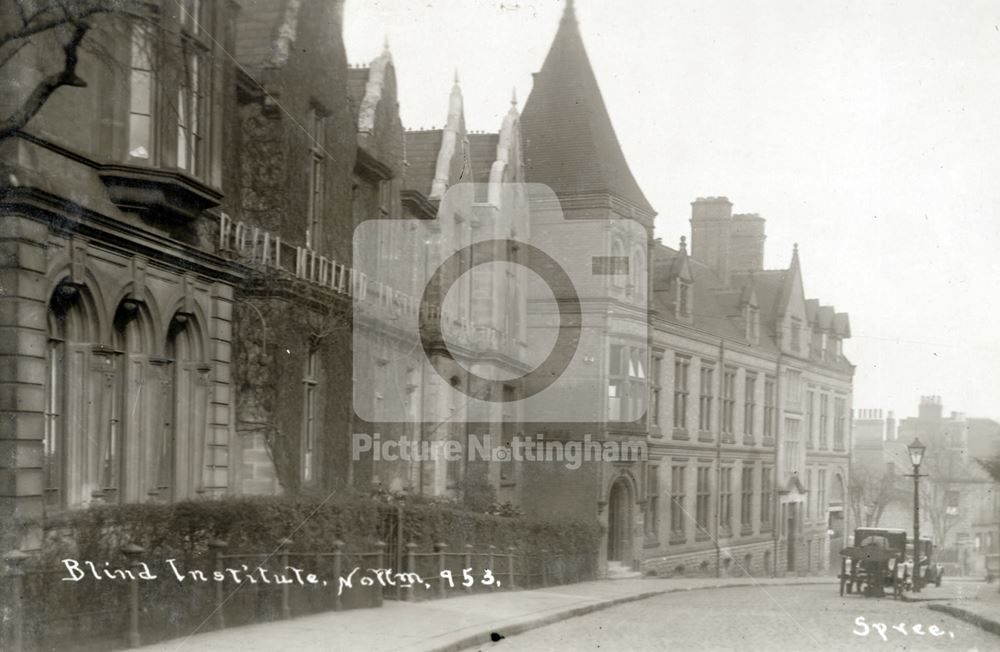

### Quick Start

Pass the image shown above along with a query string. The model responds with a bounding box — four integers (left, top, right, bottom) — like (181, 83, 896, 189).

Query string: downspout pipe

(715, 338, 725, 577)
(772, 351, 782, 577)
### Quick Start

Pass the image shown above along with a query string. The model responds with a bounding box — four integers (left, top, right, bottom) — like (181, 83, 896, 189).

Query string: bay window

(123, 3, 220, 186)
(608, 343, 647, 422)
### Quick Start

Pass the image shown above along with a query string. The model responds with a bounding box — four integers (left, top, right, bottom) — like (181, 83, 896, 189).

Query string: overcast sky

(343, 0, 1000, 423)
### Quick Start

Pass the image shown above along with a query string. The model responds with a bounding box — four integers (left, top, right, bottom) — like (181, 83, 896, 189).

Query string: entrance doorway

(828, 509, 845, 571)
(607, 479, 632, 565)
(786, 504, 797, 572)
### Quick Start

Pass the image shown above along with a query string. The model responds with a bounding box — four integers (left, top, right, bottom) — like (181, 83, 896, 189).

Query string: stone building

(2, 0, 855, 580)
(1, 0, 241, 548)
(853, 398, 1000, 575)
(642, 199, 853, 578)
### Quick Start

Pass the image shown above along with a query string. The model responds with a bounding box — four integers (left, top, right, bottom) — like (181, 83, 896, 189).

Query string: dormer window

(677, 279, 691, 317)
(746, 306, 759, 342)
(790, 317, 802, 352)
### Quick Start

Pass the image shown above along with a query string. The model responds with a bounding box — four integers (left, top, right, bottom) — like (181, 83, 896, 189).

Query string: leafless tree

(977, 456, 1000, 587)
(848, 456, 898, 528)
(917, 436, 969, 546)
(980, 457, 1000, 483)
(0, 0, 142, 140)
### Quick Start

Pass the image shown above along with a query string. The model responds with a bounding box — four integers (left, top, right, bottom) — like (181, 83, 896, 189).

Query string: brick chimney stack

(730, 213, 766, 273)
(886, 410, 896, 441)
(690, 197, 733, 283)
(918, 395, 943, 421)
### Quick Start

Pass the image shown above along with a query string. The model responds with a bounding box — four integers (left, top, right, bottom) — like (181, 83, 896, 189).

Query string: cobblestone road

(469, 583, 1000, 651)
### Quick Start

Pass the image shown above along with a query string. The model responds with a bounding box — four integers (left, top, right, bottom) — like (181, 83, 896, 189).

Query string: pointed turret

(669, 235, 692, 279)
(774, 243, 804, 317)
(521, 0, 655, 218)
(430, 72, 467, 198)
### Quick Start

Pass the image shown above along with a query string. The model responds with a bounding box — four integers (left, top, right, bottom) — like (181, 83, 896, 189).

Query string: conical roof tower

(521, 0, 655, 222)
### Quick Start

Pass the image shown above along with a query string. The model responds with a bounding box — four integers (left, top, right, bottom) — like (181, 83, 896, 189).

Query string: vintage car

(904, 538, 943, 589)
(839, 528, 908, 598)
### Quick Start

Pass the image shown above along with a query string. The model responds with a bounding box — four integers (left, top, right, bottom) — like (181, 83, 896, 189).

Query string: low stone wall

(642, 540, 785, 578)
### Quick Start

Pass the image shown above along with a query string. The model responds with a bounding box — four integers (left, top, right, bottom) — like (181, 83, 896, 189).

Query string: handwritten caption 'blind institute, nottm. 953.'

(61, 558, 501, 596)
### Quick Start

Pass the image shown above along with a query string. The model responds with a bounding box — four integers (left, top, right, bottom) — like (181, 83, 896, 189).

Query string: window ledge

(741, 525, 754, 536)
(695, 533, 711, 542)
(742, 437, 755, 446)
(672, 429, 689, 440)
(98, 164, 222, 221)
(697, 432, 714, 443)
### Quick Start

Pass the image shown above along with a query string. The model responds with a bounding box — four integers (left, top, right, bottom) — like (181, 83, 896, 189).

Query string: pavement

(135, 575, 829, 652)
(913, 577, 1000, 637)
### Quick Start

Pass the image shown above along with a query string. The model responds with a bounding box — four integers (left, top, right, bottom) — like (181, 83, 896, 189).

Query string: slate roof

(805, 299, 819, 323)
(347, 67, 370, 109)
(468, 133, 499, 185)
(734, 269, 785, 336)
(652, 242, 754, 344)
(654, 242, 851, 364)
(967, 418, 1000, 458)
(403, 130, 443, 194)
(520, 1, 655, 215)
(883, 441, 913, 473)
(235, 0, 289, 70)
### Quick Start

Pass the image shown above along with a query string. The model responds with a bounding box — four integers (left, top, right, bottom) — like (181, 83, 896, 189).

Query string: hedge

(9, 494, 601, 650)
(34, 492, 602, 563)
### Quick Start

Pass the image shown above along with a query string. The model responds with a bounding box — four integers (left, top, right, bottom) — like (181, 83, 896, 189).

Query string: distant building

(851, 397, 1000, 575)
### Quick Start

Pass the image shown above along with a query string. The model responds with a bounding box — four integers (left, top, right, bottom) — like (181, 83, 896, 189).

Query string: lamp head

(908, 437, 926, 467)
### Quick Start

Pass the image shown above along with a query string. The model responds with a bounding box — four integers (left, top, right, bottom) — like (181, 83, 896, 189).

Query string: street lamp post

(906, 437, 926, 593)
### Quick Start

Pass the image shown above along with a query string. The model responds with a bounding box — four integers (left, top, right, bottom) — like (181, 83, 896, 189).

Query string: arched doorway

(828, 473, 847, 572)
(45, 280, 100, 509)
(607, 478, 633, 565)
(165, 311, 209, 501)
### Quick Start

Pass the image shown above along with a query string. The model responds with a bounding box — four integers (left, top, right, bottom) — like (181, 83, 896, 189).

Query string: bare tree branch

(0, 20, 89, 140)
(0, 38, 27, 70)
(0, 5, 107, 48)
(13, 0, 30, 26)
(979, 457, 1000, 483)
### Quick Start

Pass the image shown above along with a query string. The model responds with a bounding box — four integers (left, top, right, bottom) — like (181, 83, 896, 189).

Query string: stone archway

(828, 473, 848, 572)
(607, 477, 634, 566)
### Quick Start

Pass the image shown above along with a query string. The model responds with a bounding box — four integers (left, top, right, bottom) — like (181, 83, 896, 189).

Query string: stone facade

(3, 0, 855, 582)
(1, 1, 240, 549)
